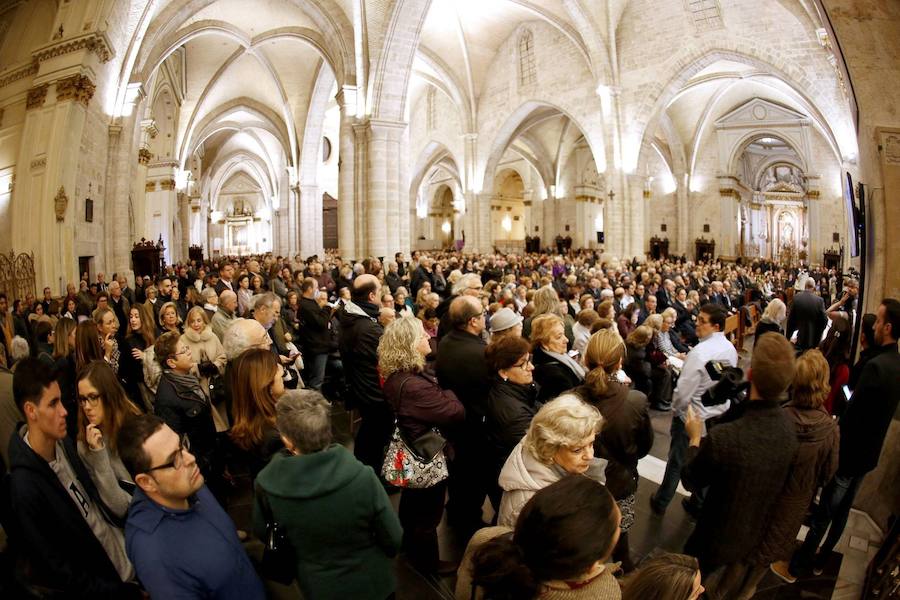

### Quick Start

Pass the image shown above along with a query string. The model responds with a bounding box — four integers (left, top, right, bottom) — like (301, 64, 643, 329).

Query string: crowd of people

(0, 247, 897, 599)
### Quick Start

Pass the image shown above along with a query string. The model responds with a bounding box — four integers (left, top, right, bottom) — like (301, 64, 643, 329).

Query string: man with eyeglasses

(117, 414, 264, 599)
(651, 303, 737, 516)
(436, 295, 492, 537)
(153, 331, 220, 496)
(6, 358, 142, 597)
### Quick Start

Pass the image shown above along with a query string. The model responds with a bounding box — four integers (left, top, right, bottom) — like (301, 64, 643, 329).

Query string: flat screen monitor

(843, 172, 859, 258)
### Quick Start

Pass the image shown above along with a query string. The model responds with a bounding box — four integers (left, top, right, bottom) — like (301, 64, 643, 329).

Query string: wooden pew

(724, 312, 740, 349)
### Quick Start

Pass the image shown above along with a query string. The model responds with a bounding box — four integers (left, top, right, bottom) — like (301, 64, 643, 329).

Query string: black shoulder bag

(255, 483, 296, 585)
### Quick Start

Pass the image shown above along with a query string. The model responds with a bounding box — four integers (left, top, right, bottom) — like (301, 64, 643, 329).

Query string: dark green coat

(253, 444, 402, 600)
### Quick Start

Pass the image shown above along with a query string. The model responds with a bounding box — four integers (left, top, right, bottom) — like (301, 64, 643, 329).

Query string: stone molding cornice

(0, 60, 39, 88)
(55, 73, 95, 107)
(32, 32, 114, 65)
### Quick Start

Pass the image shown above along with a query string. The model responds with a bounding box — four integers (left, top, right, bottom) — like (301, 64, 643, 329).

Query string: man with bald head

(338, 274, 390, 472)
(436, 295, 491, 536)
(211, 290, 238, 343)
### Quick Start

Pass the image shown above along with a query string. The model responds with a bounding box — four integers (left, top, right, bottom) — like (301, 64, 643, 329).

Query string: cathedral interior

(1, 1, 899, 599)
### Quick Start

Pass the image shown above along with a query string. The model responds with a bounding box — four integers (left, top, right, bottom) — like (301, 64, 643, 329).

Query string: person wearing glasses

(76, 360, 142, 517)
(7, 358, 142, 597)
(483, 335, 540, 511)
(152, 331, 219, 492)
(650, 303, 737, 517)
(497, 395, 604, 527)
(117, 414, 265, 599)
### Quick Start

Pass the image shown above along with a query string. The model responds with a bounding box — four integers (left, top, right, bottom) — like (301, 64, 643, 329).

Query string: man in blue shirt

(116, 414, 265, 599)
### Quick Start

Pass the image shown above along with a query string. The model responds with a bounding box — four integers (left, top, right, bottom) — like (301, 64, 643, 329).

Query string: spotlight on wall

(210, 210, 224, 223)
(501, 215, 512, 233)
(441, 220, 451, 235)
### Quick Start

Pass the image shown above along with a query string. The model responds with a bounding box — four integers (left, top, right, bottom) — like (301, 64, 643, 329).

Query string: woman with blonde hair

(764, 349, 839, 587)
(76, 360, 142, 516)
(575, 328, 653, 572)
(181, 306, 228, 429)
(379, 315, 464, 575)
(93, 306, 121, 374)
(523, 285, 574, 344)
(497, 394, 604, 526)
(157, 301, 182, 336)
(229, 348, 286, 477)
(531, 314, 585, 403)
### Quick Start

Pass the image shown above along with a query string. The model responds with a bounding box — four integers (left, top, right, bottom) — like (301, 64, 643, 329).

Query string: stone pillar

(178, 192, 190, 262)
(363, 118, 406, 259)
(144, 164, 178, 264)
(628, 174, 646, 258)
(104, 115, 140, 279)
(299, 184, 322, 257)
(676, 179, 690, 256)
(12, 75, 96, 290)
(337, 87, 357, 260)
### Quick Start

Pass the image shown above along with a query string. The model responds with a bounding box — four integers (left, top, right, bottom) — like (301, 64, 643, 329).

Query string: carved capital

(145, 181, 157, 193)
(26, 84, 48, 110)
(159, 179, 176, 191)
(55, 74, 95, 107)
(30, 156, 46, 171)
(137, 148, 152, 165)
(806, 189, 820, 199)
(643, 189, 652, 199)
(54, 186, 68, 222)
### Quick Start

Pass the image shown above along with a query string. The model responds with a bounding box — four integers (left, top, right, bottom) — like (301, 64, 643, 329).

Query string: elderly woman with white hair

(253, 389, 402, 599)
(754, 297, 787, 348)
(497, 394, 605, 527)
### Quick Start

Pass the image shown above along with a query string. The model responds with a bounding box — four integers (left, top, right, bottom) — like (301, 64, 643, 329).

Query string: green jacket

(253, 444, 402, 600)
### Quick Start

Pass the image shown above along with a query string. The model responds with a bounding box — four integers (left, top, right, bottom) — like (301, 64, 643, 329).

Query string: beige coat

(180, 326, 228, 431)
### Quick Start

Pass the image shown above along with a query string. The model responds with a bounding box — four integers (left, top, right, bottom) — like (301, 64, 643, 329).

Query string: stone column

(628, 174, 646, 258)
(12, 75, 95, 290)
(299, 184, 322, 257)
(337, 87, 358, 260)
(178, 192, 190, 262)
(676, 179, 690, 256)
(364, 118, 407, 258)
(144, 163, 178, 264)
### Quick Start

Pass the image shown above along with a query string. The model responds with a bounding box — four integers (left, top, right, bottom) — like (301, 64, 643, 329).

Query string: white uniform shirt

(672, 331, 738, 432)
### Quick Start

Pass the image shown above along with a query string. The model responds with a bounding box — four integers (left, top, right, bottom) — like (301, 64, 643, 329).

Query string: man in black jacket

(338, 274, 389, 472)
(680, 334, 799, 598)
(436, 295, 491, 536)
(298, 277, 333, 390)
(785, 279, 827, 350)
(4, 359, 141, 598)
(791, 298, 900, 576)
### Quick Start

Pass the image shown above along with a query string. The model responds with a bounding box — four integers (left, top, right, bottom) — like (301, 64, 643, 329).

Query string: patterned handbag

(380, 375, 449, 489)
(381, 426, 449, 489)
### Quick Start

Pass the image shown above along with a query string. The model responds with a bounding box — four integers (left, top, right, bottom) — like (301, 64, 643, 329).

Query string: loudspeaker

(596, 231, 605, 244)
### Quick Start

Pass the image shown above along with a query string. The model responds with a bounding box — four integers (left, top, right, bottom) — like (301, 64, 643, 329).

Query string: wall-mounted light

(502, 215, 512, 232)
(441, 220, 451, 235)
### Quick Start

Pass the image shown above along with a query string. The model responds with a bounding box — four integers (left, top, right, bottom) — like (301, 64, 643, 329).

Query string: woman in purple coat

(379, 315, 465, 576)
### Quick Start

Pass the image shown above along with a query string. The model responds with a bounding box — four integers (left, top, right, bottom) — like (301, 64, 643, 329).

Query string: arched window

(518, 30, 536, 88)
